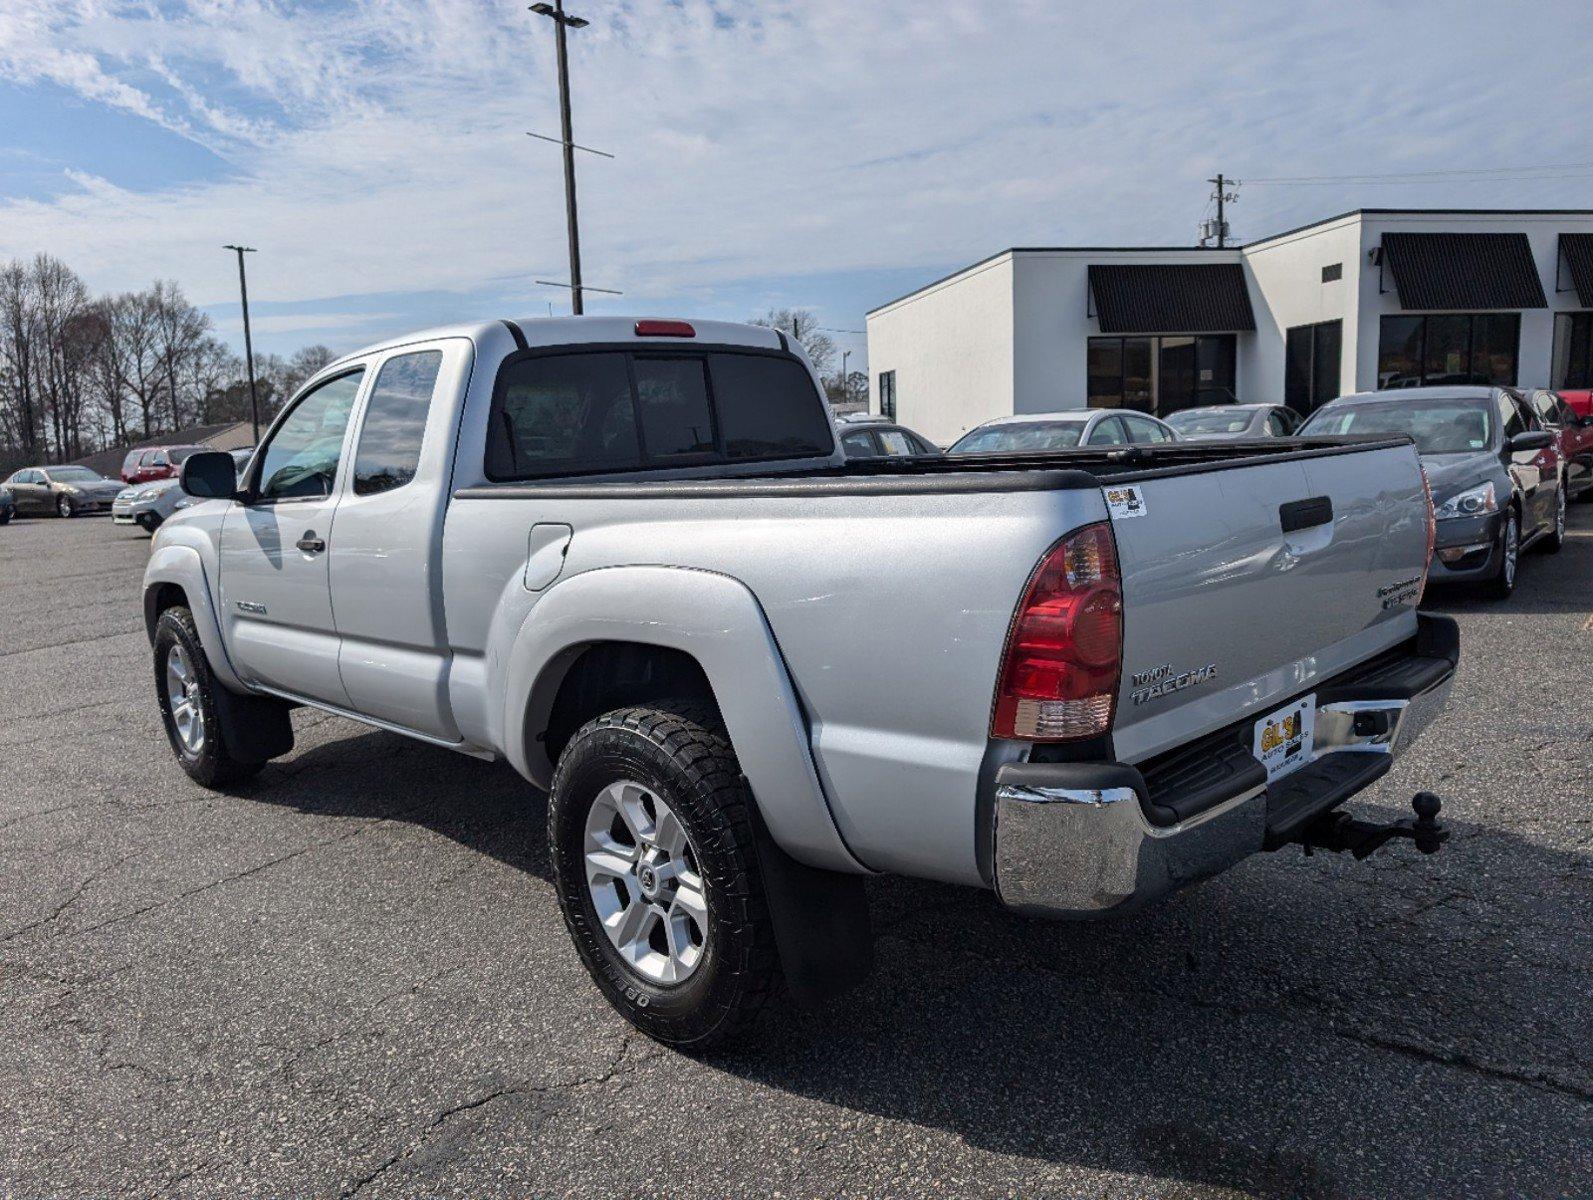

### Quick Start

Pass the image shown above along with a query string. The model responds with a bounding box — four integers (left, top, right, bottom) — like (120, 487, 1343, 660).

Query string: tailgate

(1106, 442, 1429, 764)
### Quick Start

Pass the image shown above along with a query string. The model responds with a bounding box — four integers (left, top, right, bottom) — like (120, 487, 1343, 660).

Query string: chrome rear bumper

(993, 618, 1457, 919)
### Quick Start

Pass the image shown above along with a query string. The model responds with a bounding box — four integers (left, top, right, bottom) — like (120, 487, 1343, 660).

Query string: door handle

(296, 531, 325, 554)
(1279, 495, 1333, 533)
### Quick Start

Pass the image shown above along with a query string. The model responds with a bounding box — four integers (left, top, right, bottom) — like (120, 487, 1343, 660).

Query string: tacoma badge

(1131, 662, 1218, 706)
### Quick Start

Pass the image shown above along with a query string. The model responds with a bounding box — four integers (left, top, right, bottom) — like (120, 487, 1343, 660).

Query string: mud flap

(212, 686, 295, 765)
(748, 801, 873, 1008)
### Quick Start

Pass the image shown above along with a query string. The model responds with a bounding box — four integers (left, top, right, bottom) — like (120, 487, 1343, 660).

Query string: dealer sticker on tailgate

(1253, 695, 1316, 783)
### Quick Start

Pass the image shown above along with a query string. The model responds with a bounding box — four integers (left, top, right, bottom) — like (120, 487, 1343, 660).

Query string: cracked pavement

(1, 511, 1589, 1199)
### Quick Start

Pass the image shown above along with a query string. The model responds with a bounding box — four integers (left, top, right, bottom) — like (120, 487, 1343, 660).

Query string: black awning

(1087, 263, 1256, 334)
(1380, 232, 1546, 310)
(1559, 233, 1593, 306)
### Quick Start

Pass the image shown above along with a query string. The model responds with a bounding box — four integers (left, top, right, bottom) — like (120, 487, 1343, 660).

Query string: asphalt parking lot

(1, 511, 1588, 1200)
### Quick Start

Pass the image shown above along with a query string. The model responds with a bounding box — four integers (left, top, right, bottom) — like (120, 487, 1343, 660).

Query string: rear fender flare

(501, 565, 867, 875)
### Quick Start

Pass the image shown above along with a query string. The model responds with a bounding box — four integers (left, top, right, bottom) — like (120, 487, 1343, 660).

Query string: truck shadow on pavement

(235, 727, 1591, 1200)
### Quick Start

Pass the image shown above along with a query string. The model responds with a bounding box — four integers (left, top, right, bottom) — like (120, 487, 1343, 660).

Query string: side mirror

(180, 451, 240, 500)
(1507, 430, 1553, 452)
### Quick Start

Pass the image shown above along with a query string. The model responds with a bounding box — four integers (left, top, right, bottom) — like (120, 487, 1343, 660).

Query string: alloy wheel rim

(164, 644, 205, 756)
(1503, 517, 1518, 587)
(583, 780, 707, 985)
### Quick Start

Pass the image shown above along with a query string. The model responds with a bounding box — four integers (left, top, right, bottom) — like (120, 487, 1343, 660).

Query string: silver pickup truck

(143, 316, 1457, 1047)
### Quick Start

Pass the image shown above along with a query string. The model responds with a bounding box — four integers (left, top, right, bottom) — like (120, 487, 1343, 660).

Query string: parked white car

(117, 448, 253, 533)
(949, 409, 1179, 453)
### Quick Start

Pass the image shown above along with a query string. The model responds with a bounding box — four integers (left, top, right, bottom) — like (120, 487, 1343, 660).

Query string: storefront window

(1087, 334, 1235, 414)
(1423, 314, 1473, 383)
(1552, 313, 1592, 389)
(1377, 314, 1518, 388)
(1087, 339, 1123, 407)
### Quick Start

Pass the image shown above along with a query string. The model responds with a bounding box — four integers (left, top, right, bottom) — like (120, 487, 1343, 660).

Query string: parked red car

(1528, 390, 1593, 501)
(120, 444, 204, 485)
(1557, 389, 1593, 420)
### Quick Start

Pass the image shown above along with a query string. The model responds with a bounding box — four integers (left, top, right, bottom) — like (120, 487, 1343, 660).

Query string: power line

(1243, 161, 1593, 185)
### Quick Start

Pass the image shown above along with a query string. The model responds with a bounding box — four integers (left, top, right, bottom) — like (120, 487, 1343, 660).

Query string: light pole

(841, 349, 851, 407)
(223, 244, 261, 443)
(530, 1, 590, 315)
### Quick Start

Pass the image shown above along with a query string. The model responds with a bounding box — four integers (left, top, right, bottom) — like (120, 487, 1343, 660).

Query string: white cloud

(2, 0, 1592, 326)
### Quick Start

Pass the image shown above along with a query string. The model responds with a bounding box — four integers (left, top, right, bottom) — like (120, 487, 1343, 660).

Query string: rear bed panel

(1108, 443, 1428, 764)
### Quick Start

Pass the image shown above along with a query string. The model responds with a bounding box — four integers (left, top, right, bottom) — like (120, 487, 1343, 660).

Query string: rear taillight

(1418, 462, 1436, 591)
(991, 522, 1123, 742)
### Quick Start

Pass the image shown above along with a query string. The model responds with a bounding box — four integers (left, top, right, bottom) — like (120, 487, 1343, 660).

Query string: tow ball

(1294, 792, 1449, 860)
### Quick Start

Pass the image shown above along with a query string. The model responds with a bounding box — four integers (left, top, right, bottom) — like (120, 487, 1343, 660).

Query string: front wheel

(56, 494, 75, 518)
(1482, 509, 1519, 600)
(154, 607, 265, 787)
(548, 701, 779, 1049)
(1539, 482, 1566, 555)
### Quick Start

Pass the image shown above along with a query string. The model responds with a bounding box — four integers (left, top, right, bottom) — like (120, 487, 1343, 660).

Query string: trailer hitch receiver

(1295, 792, 1449, 860)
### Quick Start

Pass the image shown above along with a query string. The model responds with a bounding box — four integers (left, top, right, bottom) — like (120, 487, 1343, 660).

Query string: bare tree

(748, 308, 836, 379)
(0, 251, 342, 466)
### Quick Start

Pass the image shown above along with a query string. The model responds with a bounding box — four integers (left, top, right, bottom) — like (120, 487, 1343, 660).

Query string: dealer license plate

(1253, 695, 1315, 783)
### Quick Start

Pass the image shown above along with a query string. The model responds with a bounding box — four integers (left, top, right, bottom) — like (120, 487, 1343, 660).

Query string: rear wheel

(56, 494, 75, 518)
(549, 700, 779, 1049)
(154, 607, 265, 787)
(1482, 509, 1519, 600)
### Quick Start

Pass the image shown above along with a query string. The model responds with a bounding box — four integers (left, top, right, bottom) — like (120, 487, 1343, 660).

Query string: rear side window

(486, 348, 833, 480)
(840, 430, 879, 458)
(707, 353, 833, 459)
(354, 350, 443, 495)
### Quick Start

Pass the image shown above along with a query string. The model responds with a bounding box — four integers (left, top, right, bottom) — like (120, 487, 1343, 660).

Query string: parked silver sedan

(117, 448, 255, 534)
(1, 465, 125, 517)
(1165, 404, 1302, 440)
(948, 408, 1179, 454)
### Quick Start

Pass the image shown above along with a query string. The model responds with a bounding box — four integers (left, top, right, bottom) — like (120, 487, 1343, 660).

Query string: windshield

(168, 446, 203, 463)
(49, 467, 103, 482)
(1300, 399, 1495, 455)
(1167, 410, 1253, 436)
(949, 421, 1087, 454)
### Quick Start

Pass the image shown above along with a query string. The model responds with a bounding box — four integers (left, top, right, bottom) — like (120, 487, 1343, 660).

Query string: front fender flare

(143, 541, 246, 692)
(501, 565, 868, 875)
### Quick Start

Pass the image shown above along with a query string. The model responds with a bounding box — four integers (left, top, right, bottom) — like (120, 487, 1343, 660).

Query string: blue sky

(3, 1, 1593, 370)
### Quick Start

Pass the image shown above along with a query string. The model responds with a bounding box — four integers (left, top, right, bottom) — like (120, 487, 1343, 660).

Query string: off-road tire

(153, 607, 266, 788)
(549, 700, 780, 1050)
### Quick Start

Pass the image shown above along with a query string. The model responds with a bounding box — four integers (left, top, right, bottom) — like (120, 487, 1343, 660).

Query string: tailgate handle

(1280, 496, 1333, 533)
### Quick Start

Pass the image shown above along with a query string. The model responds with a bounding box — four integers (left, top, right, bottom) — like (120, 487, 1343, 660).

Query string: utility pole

(223, 245, 261, 443)
(530, 1, 590, 315)
(1203, 174, 1238, 248)
(840, 349, 851, 406)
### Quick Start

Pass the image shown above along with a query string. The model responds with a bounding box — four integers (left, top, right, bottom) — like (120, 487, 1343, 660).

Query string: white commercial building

(866, 208, 1593, 446)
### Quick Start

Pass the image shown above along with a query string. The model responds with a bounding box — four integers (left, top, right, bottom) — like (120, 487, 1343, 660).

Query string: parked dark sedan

(0, 465, 126, 517)
(1165, 404, 1301, 440)
(1300, 386, 1564, 599)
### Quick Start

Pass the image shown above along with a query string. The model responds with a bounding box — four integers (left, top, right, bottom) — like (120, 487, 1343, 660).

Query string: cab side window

(255, 370, 364, 500)
(353, 351, 442, 496)
(1087, 416, 1127, 446)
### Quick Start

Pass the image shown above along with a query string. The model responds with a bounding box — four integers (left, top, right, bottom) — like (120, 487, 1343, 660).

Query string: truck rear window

(485, 348, 833, 480)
